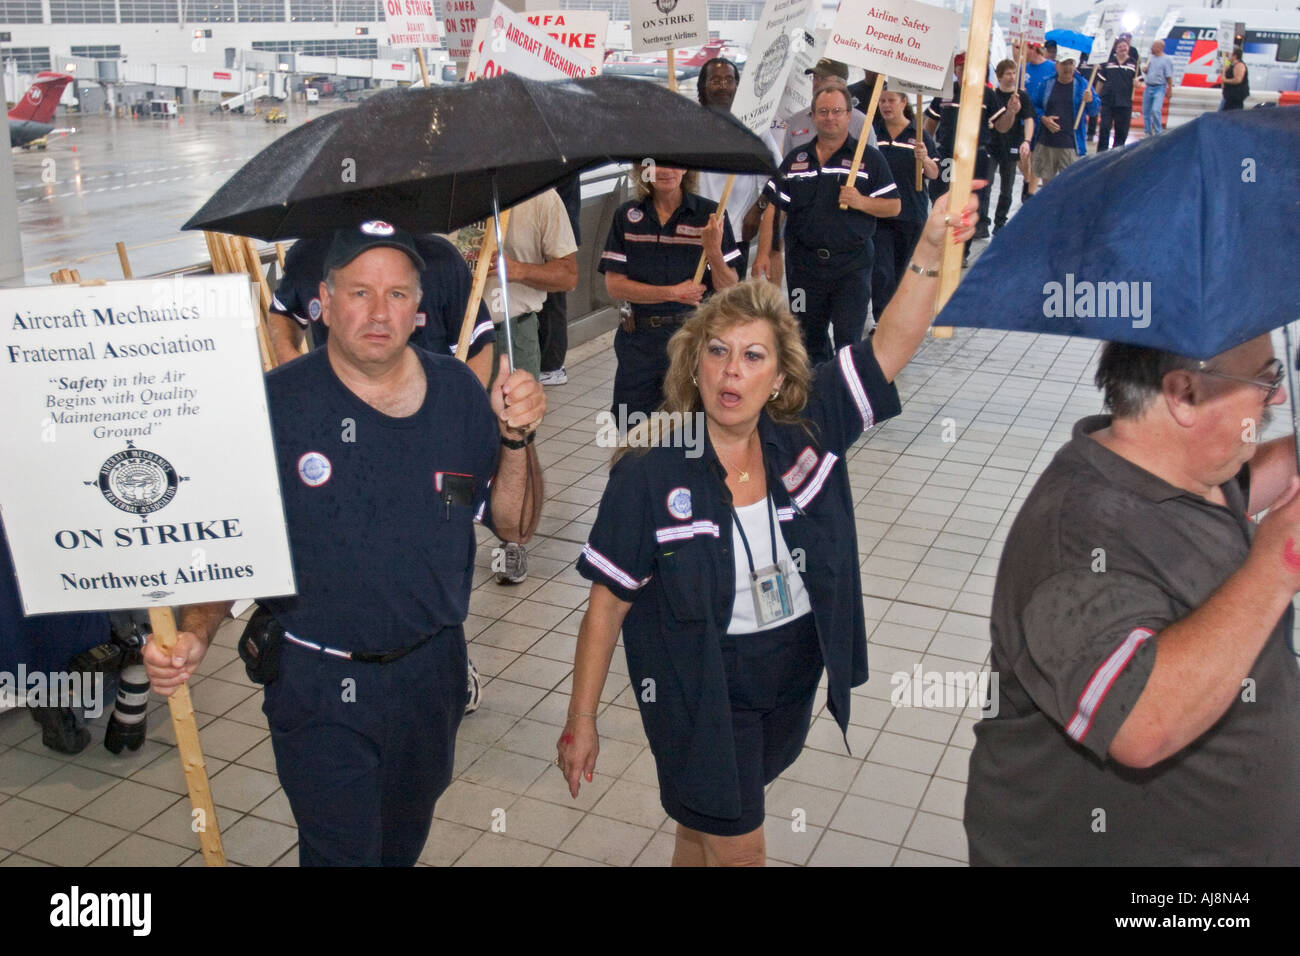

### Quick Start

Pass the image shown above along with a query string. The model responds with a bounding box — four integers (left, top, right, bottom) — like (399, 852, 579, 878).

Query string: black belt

(284, 629, 435, 663)
(640, 314, 688, 328)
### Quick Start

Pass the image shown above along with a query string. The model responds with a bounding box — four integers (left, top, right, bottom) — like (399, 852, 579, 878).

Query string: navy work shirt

(577, 340, 902, 820)
(598, 192, 741, 321)
(926, 87, 1000, 154)
(1096, 53, 1139, 107)
(764, 135, 898, 255)
(261, 348, 498, 652)
(271, 235, 495, 359)
(872, 122, 937, 223)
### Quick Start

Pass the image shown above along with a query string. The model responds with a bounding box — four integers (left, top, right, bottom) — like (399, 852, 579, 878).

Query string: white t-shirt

(697, 128, 784, 237)
(728, 496, 813, 634)
(485, 188, 578, 322)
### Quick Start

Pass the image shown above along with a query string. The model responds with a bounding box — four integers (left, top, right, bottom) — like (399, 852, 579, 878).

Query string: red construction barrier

(1279, 91, 1300, 106)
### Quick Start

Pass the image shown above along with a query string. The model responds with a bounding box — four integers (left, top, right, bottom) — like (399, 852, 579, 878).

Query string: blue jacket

(1033, 72, 1099, 156)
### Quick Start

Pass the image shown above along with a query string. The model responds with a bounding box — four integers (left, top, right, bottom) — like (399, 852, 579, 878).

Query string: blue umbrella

(1045, 28, 1099, 57)
(935, 107, 1300, 361)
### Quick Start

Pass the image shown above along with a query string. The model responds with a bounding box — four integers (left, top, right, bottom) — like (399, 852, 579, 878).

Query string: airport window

(1277, 37, 1299, 63)
(560, 0, 629, 18)
(71, 44, 123, 57)
(252, 37, 378, 56)
(1, 46, 51, 71)
(289, 0, 331, 21)
(337, 0, 375, 21)
(49, 0, 116, 23)
(238, 0, 284, 20)
(0, 0, 43, 23)
(187, 0, 235, 20)
(119, 0, 177, 21)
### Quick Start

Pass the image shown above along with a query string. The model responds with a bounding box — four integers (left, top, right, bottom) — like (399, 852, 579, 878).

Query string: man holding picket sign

(145, 223, 546, 866)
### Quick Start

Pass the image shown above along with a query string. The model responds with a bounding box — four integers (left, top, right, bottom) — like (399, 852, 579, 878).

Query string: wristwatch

(500, 431, 536, 450)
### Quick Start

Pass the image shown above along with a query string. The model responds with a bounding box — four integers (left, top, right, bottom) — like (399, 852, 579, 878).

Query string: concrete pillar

(0, 129, 26, 286)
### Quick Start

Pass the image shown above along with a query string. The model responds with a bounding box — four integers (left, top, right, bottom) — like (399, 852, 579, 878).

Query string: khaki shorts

(1033, 145, 1078, 185)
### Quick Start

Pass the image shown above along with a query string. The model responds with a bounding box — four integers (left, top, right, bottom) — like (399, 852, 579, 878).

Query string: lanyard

(730, 494, 779, 574)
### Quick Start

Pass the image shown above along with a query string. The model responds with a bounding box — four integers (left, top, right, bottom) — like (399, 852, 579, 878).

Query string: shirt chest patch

(297, 451, 332, 487)
(782, 446, 819, 492)
(308, 297, 322, 322)
(666, 486, 692, 520)
(626, 208, 644, 223)
(675, 224, 703, 238)
(790, 161, 810, 171)
(795, 151, 808, 162)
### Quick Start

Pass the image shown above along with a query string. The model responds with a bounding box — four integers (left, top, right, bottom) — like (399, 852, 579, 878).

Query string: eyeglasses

(1196, 358, 1285, 402)
(814, 107, 847, 118)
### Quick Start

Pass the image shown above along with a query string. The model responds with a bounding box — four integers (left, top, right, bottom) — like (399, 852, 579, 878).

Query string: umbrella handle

(491, 180, 515, 375)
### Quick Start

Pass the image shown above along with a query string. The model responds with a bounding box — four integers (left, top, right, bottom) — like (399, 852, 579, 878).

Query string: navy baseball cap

(323, 220, 426, 274)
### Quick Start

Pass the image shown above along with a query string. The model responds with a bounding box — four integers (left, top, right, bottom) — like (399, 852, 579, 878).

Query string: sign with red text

(824, 0, 960, 91)
(524, 9, 609, 68)
(383, 0, 442, 48)
(465, 2, 597, 81)
(1009, 3, 1024, 41)
(1026, 6, 1047, 44)
(628, 0, 708, 54)
(443, 0, 491, 61)
(730, 0, 815, 134)
(0, 277, 295, 614)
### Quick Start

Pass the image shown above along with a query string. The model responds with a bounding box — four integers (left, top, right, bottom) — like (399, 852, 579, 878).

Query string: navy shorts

(660, 613, 822, 837)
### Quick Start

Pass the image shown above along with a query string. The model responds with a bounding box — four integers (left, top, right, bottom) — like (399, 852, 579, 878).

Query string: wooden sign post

(839, 74, 886, 210)
(148, 607, 227, 866)
(935, 0, 996, 314)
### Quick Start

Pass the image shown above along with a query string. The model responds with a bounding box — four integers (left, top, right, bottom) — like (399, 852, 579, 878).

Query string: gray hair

(1094, 342, 1199, 418)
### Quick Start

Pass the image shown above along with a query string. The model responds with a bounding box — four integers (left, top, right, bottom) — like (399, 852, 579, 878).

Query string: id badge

(751, 564, 793, 626)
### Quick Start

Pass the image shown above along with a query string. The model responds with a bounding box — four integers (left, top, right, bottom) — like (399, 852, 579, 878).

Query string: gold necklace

(715, 437, 757, 483)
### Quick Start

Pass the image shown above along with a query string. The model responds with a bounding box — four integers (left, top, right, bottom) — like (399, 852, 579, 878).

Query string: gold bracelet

(908, 260, 941, 278)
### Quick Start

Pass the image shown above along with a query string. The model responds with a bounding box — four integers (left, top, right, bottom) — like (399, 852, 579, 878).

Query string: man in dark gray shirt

(966, 335, 1300, 865)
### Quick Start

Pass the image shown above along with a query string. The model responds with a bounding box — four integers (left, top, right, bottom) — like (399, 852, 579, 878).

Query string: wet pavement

(11, 99, 346, 284)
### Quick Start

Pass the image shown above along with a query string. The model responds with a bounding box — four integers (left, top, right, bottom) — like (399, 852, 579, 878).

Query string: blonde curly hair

(612, 279, 813, 463)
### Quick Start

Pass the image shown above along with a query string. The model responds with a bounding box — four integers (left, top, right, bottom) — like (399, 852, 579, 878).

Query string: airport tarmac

(11, 99, 345, 285)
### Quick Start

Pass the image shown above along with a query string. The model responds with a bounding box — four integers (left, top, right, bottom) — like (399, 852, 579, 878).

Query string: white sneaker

(465, 658, 482, 714)
(538, 367, 567, 386)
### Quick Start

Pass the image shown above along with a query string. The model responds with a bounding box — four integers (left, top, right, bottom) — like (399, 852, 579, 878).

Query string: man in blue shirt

(144, 222, 546, 866)
(1139, 40, 1177, 136)
(761, 79, 900, 366)
(1032, 56, 1098, 186)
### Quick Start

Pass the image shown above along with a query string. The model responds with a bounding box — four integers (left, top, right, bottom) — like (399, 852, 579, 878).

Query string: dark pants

(611, 322, 677, 421)
(785, 245, 873, 367)
(538, 291, 568, 373)
(992, 151, 1020, 228)
(871, 218, 923, 325)
(929, 148, 991, 248)
(263, 627, 467, 867)
(1097, 101, 1132, 152)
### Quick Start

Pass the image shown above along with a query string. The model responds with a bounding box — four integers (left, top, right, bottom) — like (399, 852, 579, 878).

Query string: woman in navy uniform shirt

(558, 195, 977, 865)
(871, 88, 939, 332)
(600, 163, 741, 422)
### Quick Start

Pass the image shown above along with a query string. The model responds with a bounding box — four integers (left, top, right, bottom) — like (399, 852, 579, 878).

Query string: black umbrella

(182, 73, 779, 240)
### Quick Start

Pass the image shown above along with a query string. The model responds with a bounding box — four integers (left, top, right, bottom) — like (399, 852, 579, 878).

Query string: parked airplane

(8, 72, 74, 149)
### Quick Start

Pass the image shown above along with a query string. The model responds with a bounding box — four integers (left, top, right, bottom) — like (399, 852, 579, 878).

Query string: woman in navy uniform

(870, 87, 939, 331)
(599, 163, 741, 422)
(558, 195, 977, 865)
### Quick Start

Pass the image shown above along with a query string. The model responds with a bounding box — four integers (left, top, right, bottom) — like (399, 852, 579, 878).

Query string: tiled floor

(0, 312, 1126, 867)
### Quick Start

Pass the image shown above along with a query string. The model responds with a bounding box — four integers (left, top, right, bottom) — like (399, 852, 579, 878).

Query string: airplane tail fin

(683, 40, 726, 67)
(8, 72, 74, 124)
